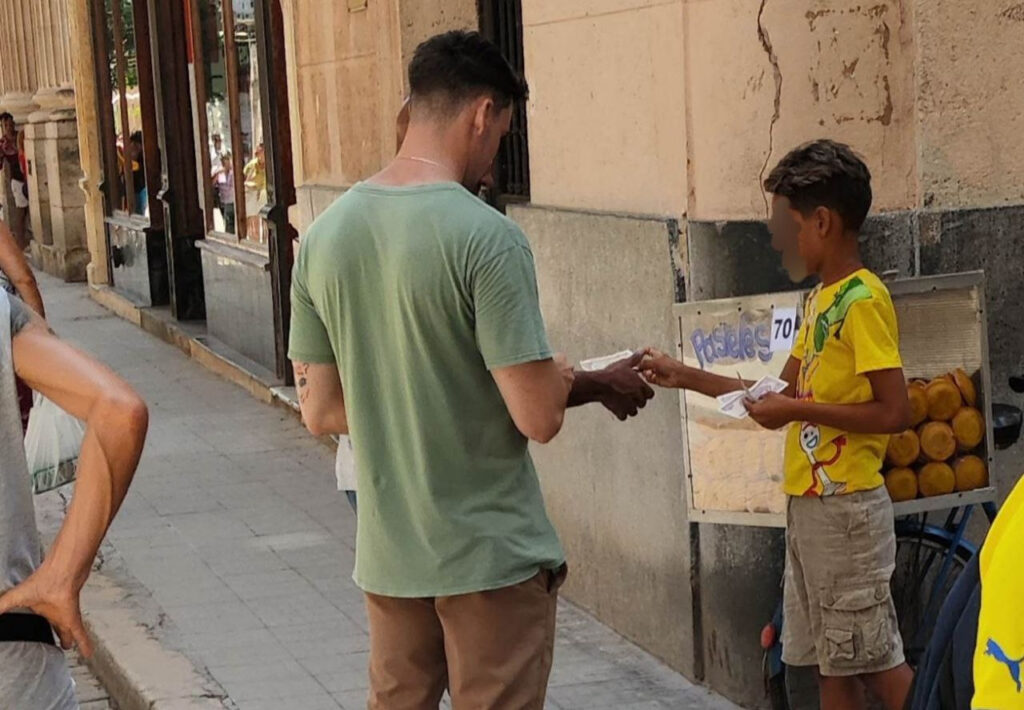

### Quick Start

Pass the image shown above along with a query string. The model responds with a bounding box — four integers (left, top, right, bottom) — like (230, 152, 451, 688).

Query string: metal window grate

(479, 0, 530, 201)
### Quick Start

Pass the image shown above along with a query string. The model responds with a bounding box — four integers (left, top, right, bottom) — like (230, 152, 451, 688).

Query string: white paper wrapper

(579, 350, 635, 372)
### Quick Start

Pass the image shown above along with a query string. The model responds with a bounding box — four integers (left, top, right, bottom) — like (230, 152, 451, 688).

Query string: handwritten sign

(689, 312, 772, 370)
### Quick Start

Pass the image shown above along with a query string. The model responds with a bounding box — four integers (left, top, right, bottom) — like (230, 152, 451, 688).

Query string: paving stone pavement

(38, 274, 740, 710)
(71, 652, 116, 709)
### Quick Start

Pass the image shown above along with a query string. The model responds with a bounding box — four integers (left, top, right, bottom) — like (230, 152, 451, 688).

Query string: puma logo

(985, 638, 1023, 693)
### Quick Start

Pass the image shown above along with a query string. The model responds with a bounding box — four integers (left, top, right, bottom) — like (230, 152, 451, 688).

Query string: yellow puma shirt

(973, 476, 1024, 708)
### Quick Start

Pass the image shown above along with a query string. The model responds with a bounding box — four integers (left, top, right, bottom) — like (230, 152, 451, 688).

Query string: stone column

(30, 0, 76, 112)
(67, 0, 109, 286)
(24, 0, 88, 281)
(0, 0, 38, 246)
(0, 0, 39, 120)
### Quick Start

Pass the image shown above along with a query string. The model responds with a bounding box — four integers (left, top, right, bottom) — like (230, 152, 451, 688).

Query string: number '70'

(773, 318, 794, 339)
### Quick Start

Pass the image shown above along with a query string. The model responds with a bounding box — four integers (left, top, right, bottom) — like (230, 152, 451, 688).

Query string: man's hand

(595, 351, 654, 420)
(640, 349, 691, 389)
(744, 392, 798, 431)
(0, 562, 91, 656)
(568, 350, 654, 420)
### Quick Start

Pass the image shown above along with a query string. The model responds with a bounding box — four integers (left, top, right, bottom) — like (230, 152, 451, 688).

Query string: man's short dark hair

(130, 131, 143, 145)
(0, 112, 13, 122)
(763, 139, 873, 232)
(409, 30, 527, 113)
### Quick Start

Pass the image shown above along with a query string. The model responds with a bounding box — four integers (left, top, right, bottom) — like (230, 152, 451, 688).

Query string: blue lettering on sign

(690, 313, 773, 370)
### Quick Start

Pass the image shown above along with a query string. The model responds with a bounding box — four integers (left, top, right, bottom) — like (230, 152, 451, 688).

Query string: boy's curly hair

(764, 139, 872, 231)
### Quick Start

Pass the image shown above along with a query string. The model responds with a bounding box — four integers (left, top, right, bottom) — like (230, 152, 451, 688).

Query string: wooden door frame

(253, 0, 297, 383)
(147, 0, 207, 320)
(89, 0, 169, 298)
(88, 0, 119, 278)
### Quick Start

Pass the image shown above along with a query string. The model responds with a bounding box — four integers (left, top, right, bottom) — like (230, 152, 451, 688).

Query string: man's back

(289, 181, 564, 597)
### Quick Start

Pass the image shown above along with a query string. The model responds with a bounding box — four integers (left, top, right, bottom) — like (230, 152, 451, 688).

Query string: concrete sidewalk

(40, 274, 740, 710)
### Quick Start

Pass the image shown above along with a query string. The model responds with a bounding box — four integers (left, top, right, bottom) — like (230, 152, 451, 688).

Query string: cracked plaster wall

(689, 0, 915, 221)
(524, 1, 1024, 221)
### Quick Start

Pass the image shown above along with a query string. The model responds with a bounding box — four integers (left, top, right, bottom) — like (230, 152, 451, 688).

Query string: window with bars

(478, 0, 530, 205)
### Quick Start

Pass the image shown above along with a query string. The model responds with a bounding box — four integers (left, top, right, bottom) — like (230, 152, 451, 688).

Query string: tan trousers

(366, 565, 567, 709)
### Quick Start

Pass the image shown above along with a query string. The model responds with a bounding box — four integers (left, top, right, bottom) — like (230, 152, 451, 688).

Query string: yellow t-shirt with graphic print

(972, 476, 1024, 709)
(783, 269, 903, 497)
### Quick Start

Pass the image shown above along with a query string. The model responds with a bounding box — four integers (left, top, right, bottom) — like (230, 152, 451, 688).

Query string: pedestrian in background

(0, 113, 29, 250)
(211, 152, 236, 234)
(127, 131, 147, 215)
(243, 143, 267, 242)
(209, 133, 225, 165)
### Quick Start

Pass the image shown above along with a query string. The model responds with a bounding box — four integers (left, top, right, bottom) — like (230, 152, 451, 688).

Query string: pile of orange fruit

(884, 368, 988, 502)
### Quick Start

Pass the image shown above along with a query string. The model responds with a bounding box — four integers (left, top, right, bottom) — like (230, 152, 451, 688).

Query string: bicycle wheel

(892, 527, 973, 667)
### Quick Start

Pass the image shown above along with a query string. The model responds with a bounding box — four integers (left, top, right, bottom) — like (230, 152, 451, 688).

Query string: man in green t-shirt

(288, 30, 654, 708)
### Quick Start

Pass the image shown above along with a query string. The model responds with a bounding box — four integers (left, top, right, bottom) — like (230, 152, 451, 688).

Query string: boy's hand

(744, 392, 798, 430)
(640, 349, 690, 389)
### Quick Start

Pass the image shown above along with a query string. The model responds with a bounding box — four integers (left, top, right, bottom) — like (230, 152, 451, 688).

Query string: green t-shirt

(288, 182, 565, 597)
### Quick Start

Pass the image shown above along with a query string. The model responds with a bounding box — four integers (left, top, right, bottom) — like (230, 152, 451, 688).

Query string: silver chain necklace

(398, 155, 447, 169)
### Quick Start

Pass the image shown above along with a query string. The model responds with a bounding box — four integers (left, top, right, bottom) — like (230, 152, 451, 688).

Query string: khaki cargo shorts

(782, 486, 905, 677)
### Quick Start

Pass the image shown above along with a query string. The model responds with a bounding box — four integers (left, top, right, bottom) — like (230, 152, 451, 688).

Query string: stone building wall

(0, 0, 88, 281)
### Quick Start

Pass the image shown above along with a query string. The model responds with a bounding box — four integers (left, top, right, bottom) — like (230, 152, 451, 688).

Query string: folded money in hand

(716, 375, 788, 420)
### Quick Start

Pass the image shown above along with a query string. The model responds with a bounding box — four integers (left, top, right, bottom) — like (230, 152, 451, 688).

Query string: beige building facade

(43, 0, 1024, 707)
(281, 0, 479, 235)
(0, 0, 89, 281)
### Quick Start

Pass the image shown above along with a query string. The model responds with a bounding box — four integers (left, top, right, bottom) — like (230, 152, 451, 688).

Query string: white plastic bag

(24, 393, 85, 494)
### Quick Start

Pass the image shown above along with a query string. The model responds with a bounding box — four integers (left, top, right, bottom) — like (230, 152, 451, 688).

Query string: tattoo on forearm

(295, 363, 310, 404)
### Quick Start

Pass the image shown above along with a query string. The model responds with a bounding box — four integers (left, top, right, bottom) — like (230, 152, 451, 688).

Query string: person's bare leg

(861, 663, 914, 710)
(819, 673, 866, 710)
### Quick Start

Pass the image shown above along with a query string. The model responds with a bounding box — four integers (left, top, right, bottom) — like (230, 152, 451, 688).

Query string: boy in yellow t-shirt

(643, 140, 914, 709)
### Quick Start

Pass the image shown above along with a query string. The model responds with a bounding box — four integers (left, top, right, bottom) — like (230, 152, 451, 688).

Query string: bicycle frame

(894, 502, 996, 656)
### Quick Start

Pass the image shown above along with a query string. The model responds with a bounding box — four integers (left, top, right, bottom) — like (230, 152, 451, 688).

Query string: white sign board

(674, 290, 804, 526)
